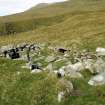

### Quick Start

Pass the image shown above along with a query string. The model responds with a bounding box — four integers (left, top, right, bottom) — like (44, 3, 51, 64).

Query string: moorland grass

(0, 0, 105, 105)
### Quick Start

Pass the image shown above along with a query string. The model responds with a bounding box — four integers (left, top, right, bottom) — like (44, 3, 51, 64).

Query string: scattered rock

(31, 69, 42, 73)
(57, 79, 73, 102)
(58, 48, 68, 54)
(93, 57, 105, 73)
(96, 47, 105, 56)
(66, 62, 84, 72)
(8, 49, 20, 59)
(2, 43, 105, 88)
(83, 59, 94, 69)
(83, 57, 105, 74)
(64, 53, 70, 58)
(22, 61, 40, 70)
(58, 91, 64, 103)
(88, 73, 105, 86)
(57, 67, 65, 77)
(0, 44, 14, 53)
(17, 43, 28, 51)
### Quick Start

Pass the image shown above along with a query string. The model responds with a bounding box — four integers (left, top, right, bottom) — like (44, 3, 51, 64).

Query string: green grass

(0, 58, 59, 105)
(0, 58, 105, 105)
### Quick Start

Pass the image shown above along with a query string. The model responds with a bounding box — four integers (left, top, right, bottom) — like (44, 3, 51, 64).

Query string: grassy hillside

(0, 0, 105, 50)
(1, 0, 105, 36)
(0, 0, 105, 105)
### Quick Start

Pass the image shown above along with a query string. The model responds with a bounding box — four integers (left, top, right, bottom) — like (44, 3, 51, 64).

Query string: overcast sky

(0, 0, 67, 16)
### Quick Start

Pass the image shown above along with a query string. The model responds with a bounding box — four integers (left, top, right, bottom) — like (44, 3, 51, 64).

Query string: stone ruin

(1, 43, 105, 102)
(0, 43, 40, 60)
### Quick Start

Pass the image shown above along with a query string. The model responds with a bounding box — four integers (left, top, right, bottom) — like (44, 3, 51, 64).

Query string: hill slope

(0, 0, 105, 34)
(1, 1, 105, 105)
(0, 0, 105, 49)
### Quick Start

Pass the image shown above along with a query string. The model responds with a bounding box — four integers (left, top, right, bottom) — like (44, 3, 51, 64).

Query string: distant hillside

(1, 0, 105, 35)
(0, 0, 105, 49)
(34, 3, 49, 9)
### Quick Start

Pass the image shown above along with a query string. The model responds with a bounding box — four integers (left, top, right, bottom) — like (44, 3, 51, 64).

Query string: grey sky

(0, 0, 67, 16)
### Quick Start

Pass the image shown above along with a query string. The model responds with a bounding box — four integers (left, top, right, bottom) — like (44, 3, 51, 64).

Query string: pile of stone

(88, 73, 105, 86)
(1, 43, 105, 102)
(0, 43, 41, 60)
(0, 44, 20, 59)
(1, 43, 105, 87)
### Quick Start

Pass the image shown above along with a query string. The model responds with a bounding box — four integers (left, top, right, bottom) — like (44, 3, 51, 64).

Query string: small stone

(58, 91, 64, 103)
(88, 73, 105, 86)
(96, 47, 105, 56)
(45, 55, 56, 63)
(57, 79, 74, 102)
(57, 67, 65, 77)
(31, 69, 42, 73)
